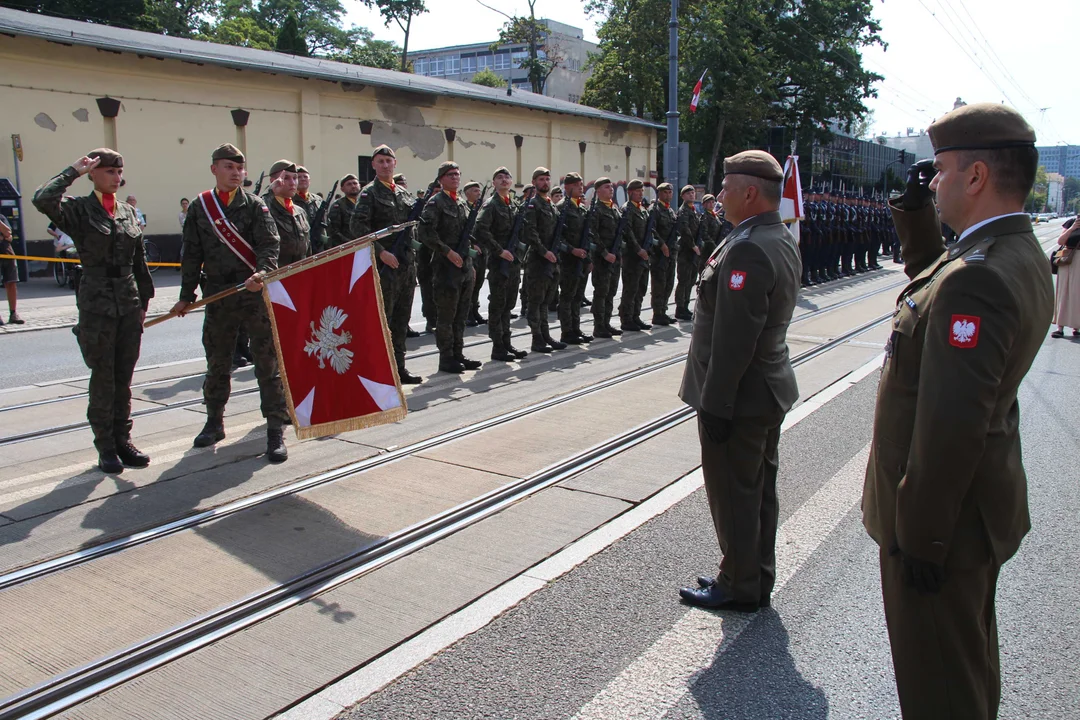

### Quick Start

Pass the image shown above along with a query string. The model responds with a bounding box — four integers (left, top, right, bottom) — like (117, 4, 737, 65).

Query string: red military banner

(263, 244, 406, 439)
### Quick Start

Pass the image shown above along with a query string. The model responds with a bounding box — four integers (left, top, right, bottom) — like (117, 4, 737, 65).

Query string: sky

(343, 0, 1078, 147)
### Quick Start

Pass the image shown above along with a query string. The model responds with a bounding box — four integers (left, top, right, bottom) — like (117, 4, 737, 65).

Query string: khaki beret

(551, 187, 564, 196)
(492, 166, 512, 179)
(87, 148, 123, 168)
(702, 194, 716, 203)
(563, 172, 583, 185)
(340, 173, 358, 185)
(269, 159, 297, 176)
(532, 167, 551, 181)
(373, 144, 396, 159)
(437, 161, 460, 180)
(523, 184, 535, 193)
(212, 143, 245, 163)
(295, 165, 309, 175)
(593, 177, 612, 188)
(680, 184, 696, 196)
(928, 102, 1036, 154)
(393, 173, 406, 184)
(626, 179, 644, 191)
(723, 150, 783, 182)
(656, 182, 673, 193)
(462, 181, 481, 191)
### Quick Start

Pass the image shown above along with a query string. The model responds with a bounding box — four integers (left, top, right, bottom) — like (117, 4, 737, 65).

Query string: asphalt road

(341, 335, 1080, 720)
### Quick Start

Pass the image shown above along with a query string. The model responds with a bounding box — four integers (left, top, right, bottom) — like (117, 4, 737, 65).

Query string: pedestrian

(31, 149, 155, 471)
(171, 143, 289, 463)
(862, 104, 1053, 720)
(351, 145, 423, 384)
(0, 215, 25, 325)
(521, 167, 567, 353)
(179, 198, 189, 229)
(678, 149, 801, 612)
(474, 166, 528, 361)
(126, 195, 147, 231)
(1051, 218, 1080, 338)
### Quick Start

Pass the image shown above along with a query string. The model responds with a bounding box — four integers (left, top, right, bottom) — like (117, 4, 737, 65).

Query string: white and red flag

(690, 70, 707, 113)
(780, 155, 805, 245)
(264, 245, 406, 439)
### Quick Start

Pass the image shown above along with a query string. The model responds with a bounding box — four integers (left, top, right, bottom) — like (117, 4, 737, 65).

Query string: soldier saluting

(172, 143, 289, 463)
(32, 149, 155, 474)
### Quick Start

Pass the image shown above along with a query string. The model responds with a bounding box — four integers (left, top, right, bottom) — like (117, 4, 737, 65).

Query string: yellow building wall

(0, 34, 656, 242)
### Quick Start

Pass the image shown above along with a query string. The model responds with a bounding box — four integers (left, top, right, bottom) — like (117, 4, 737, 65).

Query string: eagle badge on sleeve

(729, 270, 746, 290)
(949, 315, 980, 348)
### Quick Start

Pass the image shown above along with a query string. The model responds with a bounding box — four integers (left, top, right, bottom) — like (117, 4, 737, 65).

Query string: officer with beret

(698, 194, 721, 260)
(588, 177, 622, 338)
(521, 167, 567, 353)
(418, 161, 482, 372)
(32, 148, 155, 473)
(862, 103, 1053, 719)
(674, 184, 701, 320)
(649, 181, 679, 325)
(326, 174, 361, 249)
(618, 178, 652, 331)
(475, 167, 528, 361)
(263, 160, 312, 266)
(293, 165, 326, 252)
(350, 145, 424, 384)
(171, 143, 288, 462)
(679, 149, 801, 612)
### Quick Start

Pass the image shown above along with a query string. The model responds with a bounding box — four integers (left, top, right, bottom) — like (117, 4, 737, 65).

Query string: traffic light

(897, 150, 906, 164)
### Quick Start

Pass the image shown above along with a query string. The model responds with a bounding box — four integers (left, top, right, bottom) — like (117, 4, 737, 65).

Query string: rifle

(692, 209, 707, 254)
(544, 196, 573, 278)
(609, 204, 631, 260)
(641, 204, 658, 253)
(312, 180, 338, 230)
(253, 171, 266, 196)
(456, 184, 488, 259)
(499, 197, 531, 278)
(574, 200, 598, 278)
(388, 181, 437, 271)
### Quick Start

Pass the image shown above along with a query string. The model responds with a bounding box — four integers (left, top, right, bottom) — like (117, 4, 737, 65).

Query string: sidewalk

(0, 272, 188, 334)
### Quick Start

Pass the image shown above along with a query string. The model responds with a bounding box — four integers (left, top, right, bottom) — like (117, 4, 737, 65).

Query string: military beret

(532, 167, 551, 181)
(593, 177, 612, 189)
(523, 184, 535, 193)
(462, 181, 481, 191)
(928, 102, 1036, 154)
(393, 173, 406, 184)
(87, 148, 123, 168)
(269, 159, 297, 176)
(340, 173, 358, 185)
(562, 172, 582, 185)
(212, 143, 245, 163)
(656, 182, 673, 193)
(295, 165, 309, 175)
(723, 150, 784, 182)
(373, 144, 396, 159)
(551, 187, 564, 196)
(680, 184, 696, 196)
(702, 194, 716, 203)
(492, 166, 512, 179)
(626, 179, 644, 191)
(437, 161, 460, 180)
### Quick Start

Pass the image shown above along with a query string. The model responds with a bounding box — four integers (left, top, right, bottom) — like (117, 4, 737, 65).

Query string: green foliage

(328, 25, 400, 69)
(492, 1, 558, 95)
(198, 15, 274, 47)
(4, 0, 151, 29)
(275, 12, 307, 55)
(362, 0, 427, 71)
(1064, 177, 1080, 212)
(470, 67, 505, 88)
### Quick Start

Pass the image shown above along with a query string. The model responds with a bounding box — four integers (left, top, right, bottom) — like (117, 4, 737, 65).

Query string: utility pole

(665, 0, 680, 188)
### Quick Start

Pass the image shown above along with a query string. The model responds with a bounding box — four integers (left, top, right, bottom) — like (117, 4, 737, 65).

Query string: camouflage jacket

(651, 201, 678, 255)
(620, 200, 650, 260)
(590, 200, 622, 261)
(351, 179, 416, 266)
(677, 201, 701, 256)
(474, 193, 519, 269)
(263, 193, 311, 266)
(700, 210, 722, 258)
(32, 166, 154, 316)
(179, 188, 280, 301)
(555, 198, 596, 269)
(418, 190, 472, 288)
(293, 192, 325, 251)
(326, 196, 357, 248)
(522, 194, 559, 270)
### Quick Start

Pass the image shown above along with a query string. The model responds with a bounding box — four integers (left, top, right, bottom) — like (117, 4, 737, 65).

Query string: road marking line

(277, 352, 885, 720)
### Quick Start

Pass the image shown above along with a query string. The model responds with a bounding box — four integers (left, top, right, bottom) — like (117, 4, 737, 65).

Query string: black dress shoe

(510, 346, 529, 359)
(116, 440, 150, 468)
(491, 349, 517, 361)
(98, 451, 123, 474)
(406, 329, 420, 338)
(545, 337, 567, 350)
(398, 368, 423, 384)
(695, 576, 770, 607)
(679, 584, 759, 612)
(439, 359, 466, 373)
(577, 333, 593, 342)
(194, 419, 226, 448)
(458, 357, 482, 370)
(267, 427, 288, 463)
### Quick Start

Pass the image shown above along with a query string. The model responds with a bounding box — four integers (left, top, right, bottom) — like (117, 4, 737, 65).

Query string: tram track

(0, 306, 892, 720)
(0, 276, 906, 447)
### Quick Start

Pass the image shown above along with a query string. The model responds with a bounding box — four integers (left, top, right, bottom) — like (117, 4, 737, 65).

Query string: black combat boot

(398, 367, 423, 384)
(116, 439, 150, 468)
(439, 357, 466, 373)
(576, 329, 593, 342)
(608, 324, 623, 336)
(458, 356, 483, 370)
(406, 328, 421, 338)
(509, 346, 529, 359)
(544, 334, 567, 350)
(593, 326, 613, 339)
(561, 333, 585, 345)
(194, 417, 226, 448)
(491, 348, 517, 361)
(266, 427, 288, 464)
(98, 450, 123, 474)
(531, 333, 552, 353)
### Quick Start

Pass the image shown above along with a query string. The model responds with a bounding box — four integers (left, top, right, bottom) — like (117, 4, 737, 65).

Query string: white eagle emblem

(952, 318, 976, 344)
(304, 306, 354, 374)
(729, 270, 746, 290)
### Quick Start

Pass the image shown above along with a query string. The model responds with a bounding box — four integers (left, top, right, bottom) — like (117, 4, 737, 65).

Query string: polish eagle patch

(729, 270, 747, 290)
(949, 315, 980, 348)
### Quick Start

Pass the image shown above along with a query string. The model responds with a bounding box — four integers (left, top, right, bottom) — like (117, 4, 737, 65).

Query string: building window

(478, 54, 493, 71)
(511, 50, 528, 67)
(461, 55, 476, 73)
(446, 56, 460, 75)
(494, 52, 512, 70)
(414, 57, 427, 75)
(568, 93, 580, 103)
(357, 156, 374, 184)
(430, 57, 444, 76)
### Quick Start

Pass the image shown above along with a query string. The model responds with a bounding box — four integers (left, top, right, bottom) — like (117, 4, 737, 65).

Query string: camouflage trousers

(417, 247, 436, 324)
(591, 259, 620, 330)
(75, 308, 143, 453)
(434, 271, 475, 361)
(470, 248, 487, 316)
(619, 256, 649, 324)
(202, 290, 287, 428)
(650, 253, 677, 317)
(487, 262, 521, 353)
(675, 251, 700, 312)
(558, 264, 585, 336)
(525, 261, 558, 338)
(378, 259, 417, 370)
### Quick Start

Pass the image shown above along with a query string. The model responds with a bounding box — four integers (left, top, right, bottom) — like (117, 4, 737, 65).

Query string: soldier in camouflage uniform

(462, 181, 488, 327)
(588, 177, 622, 339)
(555, 172, 595, 344)
(521, 168, 568, 353)
(618, 179, 652, 331)
(649, 182, 678, 325)
(350, 145, 423, 384)
(475, 167, 528, 361)
(294, 165, 326, 252)
(674, 184, 701, 320)
(32, 148, 155, 474)
(699, 194, 721, 259)
(418, 161, 482, 373)
(518, 183, 536, 316)
(326, 173, 360, 248)
(263, 159, 312, 265)
(172, 143, 288, 463)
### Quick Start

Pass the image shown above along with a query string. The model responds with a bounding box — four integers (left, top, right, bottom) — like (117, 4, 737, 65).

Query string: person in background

(127, 195, 147, 231)
(1051, 217, 1080, 338)
(179, 198, 189, 229)
(0, 215, 24, 325)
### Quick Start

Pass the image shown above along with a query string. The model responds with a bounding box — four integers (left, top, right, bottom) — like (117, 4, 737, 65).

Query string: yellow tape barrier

(0, 254, 180, 268)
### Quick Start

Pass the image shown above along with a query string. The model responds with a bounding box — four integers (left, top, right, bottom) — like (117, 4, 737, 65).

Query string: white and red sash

(199, 189, 258, 271)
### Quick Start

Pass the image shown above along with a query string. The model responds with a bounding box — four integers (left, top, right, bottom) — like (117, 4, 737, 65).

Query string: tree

(144, 0, 218, 36)
(471, 67, 505, 88)
(1026, 165, 1049, 213)
(484, 0, 562, 95)
(3, 0, 152, 29)
(1063, 176, 1080, 212)
(329, 25, 401, 69)
(275, 12, 308, 55)
(198, 15, 275, 47)
(363, 0, 427, 72)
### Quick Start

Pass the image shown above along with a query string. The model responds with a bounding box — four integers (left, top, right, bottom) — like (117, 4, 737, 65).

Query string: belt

(83, 265, 133, 278)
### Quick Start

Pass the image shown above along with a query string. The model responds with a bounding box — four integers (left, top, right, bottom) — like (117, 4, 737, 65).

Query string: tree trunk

(706, 114, 726, 191)
(399, 13, 412, 72)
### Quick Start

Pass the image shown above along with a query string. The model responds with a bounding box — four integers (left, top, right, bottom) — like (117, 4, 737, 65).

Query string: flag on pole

(689, 70, 707, 113)
(780, 155, 804, 245)
(264, 245, 406, 439)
